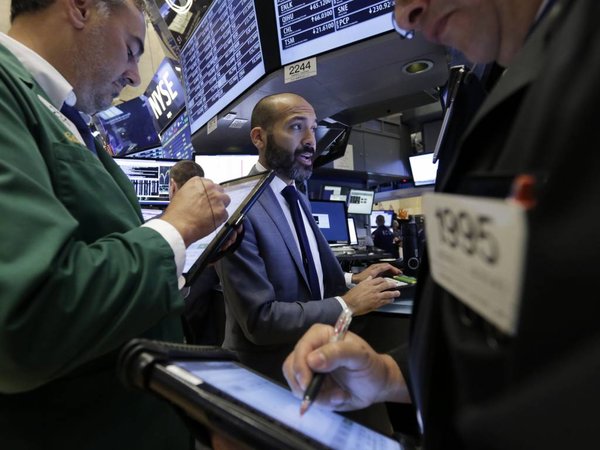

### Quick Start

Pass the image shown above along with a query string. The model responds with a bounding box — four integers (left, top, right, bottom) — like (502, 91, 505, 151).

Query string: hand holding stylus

(299, 308, 353, 415)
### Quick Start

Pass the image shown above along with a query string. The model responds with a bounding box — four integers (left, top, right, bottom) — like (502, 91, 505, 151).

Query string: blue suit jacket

(216, 174, 347, 382)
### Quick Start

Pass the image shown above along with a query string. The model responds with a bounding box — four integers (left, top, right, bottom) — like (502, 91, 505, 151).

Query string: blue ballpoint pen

(299, 308, 353, 415)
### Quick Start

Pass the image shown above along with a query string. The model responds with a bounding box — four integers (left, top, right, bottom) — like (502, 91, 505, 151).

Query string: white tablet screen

(169, 360, 402, 450)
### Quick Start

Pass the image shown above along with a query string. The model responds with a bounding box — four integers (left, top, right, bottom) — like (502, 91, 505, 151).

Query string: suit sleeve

(216, 211, 343, 346)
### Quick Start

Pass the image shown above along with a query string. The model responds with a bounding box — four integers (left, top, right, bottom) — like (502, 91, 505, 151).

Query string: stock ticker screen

(179, 0, 266, 135)
(275, 0, 395, 65)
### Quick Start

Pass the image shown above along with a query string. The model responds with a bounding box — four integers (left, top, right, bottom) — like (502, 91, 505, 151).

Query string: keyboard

(330, 245, 356, 254)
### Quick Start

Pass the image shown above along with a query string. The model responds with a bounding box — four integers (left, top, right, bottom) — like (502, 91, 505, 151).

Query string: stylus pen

(299, 308, 353, 416)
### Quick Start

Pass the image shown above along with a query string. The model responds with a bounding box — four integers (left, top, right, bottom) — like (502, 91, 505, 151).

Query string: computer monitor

(347, 189, 375, 215)
(370, 210, 394, 230)
(159, 111, 195, 160)
(94, 96, 161, 156)
(194, 154, 258, 183)
(321, 185, 348, 202)
(347, 217, 358, 246)
(113, 157, 179, 205)
(180, 0, 267, 135)
(274, 1, 395, 65)
(309, 200, 350, 246)
(409, 153, 439, 187)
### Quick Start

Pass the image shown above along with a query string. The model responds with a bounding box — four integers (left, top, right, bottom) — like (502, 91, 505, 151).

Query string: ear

(67, 0, 92, 30)
(250, 126, 266, 151)
(169, 179, 177, 199)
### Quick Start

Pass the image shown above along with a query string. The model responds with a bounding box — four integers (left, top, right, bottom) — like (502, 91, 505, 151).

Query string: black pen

(299, 308, 353, 415)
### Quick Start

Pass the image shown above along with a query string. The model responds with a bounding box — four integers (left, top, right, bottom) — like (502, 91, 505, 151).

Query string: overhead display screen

(180, 0, 266, 135)
(274, 0, 395, 65)
(144, 57, 187, 133)
(94, 97, 161, 156)
(159, 111, 195, 160)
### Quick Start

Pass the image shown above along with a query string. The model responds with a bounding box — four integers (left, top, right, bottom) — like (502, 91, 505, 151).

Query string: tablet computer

(118, 339, 403, 450)
(183, 170, 274, 287)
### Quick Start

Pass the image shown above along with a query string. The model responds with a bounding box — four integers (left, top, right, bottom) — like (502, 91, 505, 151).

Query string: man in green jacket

(0, 1, 231, 449)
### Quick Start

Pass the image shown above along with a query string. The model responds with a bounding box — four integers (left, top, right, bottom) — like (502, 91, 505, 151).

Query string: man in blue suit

(216, 92, 401, 431)
(217, 93, 401, 380)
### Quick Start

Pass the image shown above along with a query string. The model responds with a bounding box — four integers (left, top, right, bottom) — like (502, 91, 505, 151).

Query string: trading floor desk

(333, 250, 413, 353)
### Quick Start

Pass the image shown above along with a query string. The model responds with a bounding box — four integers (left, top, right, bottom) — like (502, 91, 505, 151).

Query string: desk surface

(376, 299, 413, 315)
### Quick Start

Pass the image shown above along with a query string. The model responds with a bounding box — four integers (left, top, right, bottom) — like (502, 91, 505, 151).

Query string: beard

(264, 136, 314, 182)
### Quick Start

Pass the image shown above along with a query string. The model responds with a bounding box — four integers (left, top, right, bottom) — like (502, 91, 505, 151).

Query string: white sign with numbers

(423, 192, 527, 335)
(284, 57, 317, 84)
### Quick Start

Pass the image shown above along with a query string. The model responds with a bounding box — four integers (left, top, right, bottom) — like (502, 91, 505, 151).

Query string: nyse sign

(148, 73, 179, 122)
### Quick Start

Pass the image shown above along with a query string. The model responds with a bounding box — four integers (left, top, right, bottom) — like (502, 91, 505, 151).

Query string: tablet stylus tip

(299, 399, 310, 416)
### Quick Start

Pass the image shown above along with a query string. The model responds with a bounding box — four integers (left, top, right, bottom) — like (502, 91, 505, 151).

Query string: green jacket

(0, 44, 190, 449)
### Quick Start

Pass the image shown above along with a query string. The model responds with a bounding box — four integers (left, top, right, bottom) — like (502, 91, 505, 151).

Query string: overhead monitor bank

(157, 0, 397, 136)
(144, 1, 449, 160)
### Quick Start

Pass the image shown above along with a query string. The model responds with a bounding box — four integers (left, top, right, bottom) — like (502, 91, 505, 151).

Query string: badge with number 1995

(423, 192, 527, 336)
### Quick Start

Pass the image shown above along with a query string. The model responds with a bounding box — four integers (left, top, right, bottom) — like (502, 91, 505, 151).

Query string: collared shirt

(0, 32, 186, 289)
(256, 162, 352, 310)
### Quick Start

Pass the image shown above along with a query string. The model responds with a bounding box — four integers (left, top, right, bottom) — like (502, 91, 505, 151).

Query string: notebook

(183, 171, 274, 287)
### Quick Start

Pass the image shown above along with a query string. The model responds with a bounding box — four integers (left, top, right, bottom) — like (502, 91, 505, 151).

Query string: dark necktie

(60, 103, 97, 155)
(281, 185, 321, 300)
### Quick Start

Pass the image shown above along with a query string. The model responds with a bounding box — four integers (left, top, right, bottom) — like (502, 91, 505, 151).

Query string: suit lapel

(258, 188, 309, 284)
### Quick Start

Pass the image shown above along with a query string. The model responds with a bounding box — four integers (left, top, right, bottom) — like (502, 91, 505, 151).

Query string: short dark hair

(10, 0, 145, 22)
(170, 160, 204, 188)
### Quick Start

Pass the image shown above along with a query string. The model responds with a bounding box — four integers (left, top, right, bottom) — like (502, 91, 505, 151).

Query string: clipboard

(118, 339, 404, 450)
(183, 171, 274, 287)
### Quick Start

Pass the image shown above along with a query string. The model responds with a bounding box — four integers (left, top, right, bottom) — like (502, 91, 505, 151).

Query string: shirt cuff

(344, 272, 355, 287)
(142, 219, 186, 277)
(335, 296, 350, 312)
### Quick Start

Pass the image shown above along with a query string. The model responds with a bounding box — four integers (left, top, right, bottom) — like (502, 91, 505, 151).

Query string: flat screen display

(274, 0, 395, 65)
(321, 184, 348, 202)
(309, 199, 349, 245)
(347, 217, 358, 245)
(370, 209, 394, 229)
(194, 154, 257, 183)
(121, 146, 163, 159)
(409, 152, 439, 186)
(159, 111, 195, 160)
(347, 188, 374, 215)
(113, 157, 179, 205)
(94, 97, 161, 156)
(180, 0, 266, 135)
(144, 57, 187, 133)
